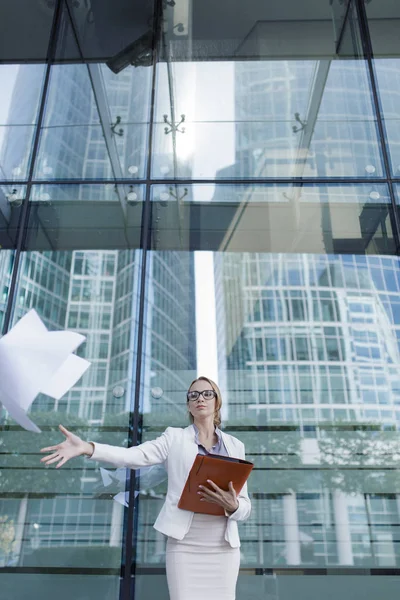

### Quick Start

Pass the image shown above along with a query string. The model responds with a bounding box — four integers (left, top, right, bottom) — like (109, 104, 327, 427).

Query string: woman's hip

(166, 535, 240, 600)
(167, 513, 234, 553)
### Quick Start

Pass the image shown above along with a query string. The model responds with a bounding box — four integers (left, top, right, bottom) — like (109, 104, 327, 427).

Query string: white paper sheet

(100, 467, 116, 487)
(0, 309, 90, 432)
(99, 465, 166, 506)
(113, 491, 139, 507)
(99, 468, 139, 507)
(41, 354, 90, 400)
(99, 466, 129, 488)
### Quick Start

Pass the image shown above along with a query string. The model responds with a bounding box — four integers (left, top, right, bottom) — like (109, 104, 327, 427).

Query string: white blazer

(89, 424, 251, 548)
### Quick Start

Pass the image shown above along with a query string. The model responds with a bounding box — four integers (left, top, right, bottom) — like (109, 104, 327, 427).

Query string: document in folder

(178, 454, 253, 516)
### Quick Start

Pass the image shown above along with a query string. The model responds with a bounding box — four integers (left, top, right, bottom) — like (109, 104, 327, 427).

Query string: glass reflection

(366, 1, 400, 177)
(150, 184, 395, 255)
(0, 65, 46, 181)
(153, 3, 382, 180)
(1, 249, 142, 576)
(25, 184, 144, 251)
(34, 64, 151, 181)
(365, 0, 400, 59)
(372, 60, 400, 176)
(0, 0, 55, 62)
(330, 0, 351, 44)
(137, 249, 400, 577)
(0, 249, 14, 331)
(0, 185, 26, 248)
(2, 1, 400, 598)
(153, 58, 382, 180)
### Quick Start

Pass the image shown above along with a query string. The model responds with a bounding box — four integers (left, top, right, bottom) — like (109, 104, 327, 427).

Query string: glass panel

(162, 0, 338, 61)
(24, 184, 144, 251)
(0, 249, 14, 331)
(3, 1, 400, 599)
(0, 574, 120, 600)
(150, 183, 395, 254)
(0, 1, 55, 61)
(137, 245, 400, 574)
(1, 249, 141, 588)
(135, 572, 400, 600)
(152, 2, 383, 180)
(0, 185, 27, 248)
(135, 173, 400, 594)
(34, 63, 151, 181)
(33, 0, 153, 182)
(394, 185, 400, 227)
(59, 0, 154, 63)
(330, 0, 351, 46)
(367, 1, 400, 177)
(0, 65, 46, 181)
(366, 0, 400, 57)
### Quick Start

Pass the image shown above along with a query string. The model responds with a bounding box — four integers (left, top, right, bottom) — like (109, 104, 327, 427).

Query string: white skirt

(166, 513, 240, 600)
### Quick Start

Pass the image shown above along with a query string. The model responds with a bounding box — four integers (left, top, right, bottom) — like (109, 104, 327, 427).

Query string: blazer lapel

(181, 425, 199, 479)
(220, 430, 237, 458)
(182, 426, 238, 461)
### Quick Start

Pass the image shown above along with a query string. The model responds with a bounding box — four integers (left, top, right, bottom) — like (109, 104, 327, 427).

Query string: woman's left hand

(198, 480, 239, 514)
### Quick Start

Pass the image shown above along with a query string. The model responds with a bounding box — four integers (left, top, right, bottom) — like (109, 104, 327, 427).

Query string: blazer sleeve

(87, 427, 175, 469)
(225, 440, 252, 522)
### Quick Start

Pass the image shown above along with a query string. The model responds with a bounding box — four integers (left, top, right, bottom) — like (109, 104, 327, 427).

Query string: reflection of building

(1, 63, 196, 564)
(221, 254, 400, 426)
(3, 13, 400, 585)
(234, 60, 382, 178)
(216, 252, 400, 566)
(0, 251, 13, 327)
(0, 64, 45, 181)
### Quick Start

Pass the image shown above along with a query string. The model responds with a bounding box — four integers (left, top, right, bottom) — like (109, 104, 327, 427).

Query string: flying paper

(0, 309, 90, 432)
(98, 464, 167, 506)
(113, 491, 131, 507)
(99, 466, 127, 488)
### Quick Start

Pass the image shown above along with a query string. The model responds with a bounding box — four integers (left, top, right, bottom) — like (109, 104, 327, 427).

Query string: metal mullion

(0, 177, 392, 186)
(354, 0, 400, 254)
(1, 0, 64, 334)
(335, 0, 353, 55)
(119, 2, 162, 599)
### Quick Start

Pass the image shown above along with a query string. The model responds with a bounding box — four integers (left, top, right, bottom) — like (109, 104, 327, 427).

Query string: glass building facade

(1, 0, 400, 598)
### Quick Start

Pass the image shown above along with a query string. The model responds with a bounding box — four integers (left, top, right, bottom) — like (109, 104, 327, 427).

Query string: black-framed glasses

(187, 390, 217, 402)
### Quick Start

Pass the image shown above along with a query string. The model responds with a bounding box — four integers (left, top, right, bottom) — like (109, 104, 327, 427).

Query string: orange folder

(178, 453, 254, 516)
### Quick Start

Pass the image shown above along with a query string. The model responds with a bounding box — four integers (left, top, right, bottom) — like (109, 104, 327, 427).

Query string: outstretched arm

(88, 429, 172, 469)
(40, 424, 173, 470)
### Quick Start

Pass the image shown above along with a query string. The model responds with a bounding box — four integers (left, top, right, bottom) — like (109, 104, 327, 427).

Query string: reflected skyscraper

(209, 54, 400, 569)
(218, 253, 400, 425)
(234, 59, 382, 179)
(216, 252, 400, 566)
(0, 62, 196, 564)
(3, 2, 400, 598)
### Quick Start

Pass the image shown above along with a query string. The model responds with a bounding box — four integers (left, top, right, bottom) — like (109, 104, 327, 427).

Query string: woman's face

(187, 379, 216, 422)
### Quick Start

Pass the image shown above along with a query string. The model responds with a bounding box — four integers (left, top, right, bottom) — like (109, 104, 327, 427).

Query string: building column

(283, 491, 301, 565)
(109, 500, 124, 547)
(333, 489, 354, 565)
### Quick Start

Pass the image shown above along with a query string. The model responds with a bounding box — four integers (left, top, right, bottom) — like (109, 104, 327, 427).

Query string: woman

(40, 376, 251, 600)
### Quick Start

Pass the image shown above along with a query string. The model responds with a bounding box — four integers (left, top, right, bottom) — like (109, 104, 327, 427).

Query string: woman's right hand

(40, 424, 94, 469)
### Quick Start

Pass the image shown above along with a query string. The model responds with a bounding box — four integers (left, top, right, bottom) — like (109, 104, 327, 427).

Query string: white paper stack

(0, 309, 90, 432)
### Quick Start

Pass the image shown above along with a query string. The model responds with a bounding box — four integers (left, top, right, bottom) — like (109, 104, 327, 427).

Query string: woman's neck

(193, 417, 215, 438)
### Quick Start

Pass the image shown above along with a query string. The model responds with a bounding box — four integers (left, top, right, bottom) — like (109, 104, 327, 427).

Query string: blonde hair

(187, 376, 222, 427)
